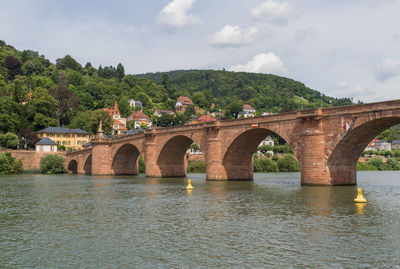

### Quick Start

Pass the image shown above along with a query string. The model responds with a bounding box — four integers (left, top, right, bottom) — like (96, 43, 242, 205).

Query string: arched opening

(112, 144, 143, 175)
(157, 135, 199, 177)
(186, 143, 205, 173)
(328, 118, 400, 184)
(83, 155, 92, 174)
(67, 160, 78, 174)
(223, 128, 297, 180)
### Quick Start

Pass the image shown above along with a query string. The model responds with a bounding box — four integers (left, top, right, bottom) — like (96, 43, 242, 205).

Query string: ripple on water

(0, 172, 400, 268)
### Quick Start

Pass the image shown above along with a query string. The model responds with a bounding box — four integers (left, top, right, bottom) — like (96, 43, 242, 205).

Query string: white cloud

(208, 25, 258, 48)
(229, 52, 288, 75)
(251, 0, 291, 25)
(158, 0, 200, 28)
(376, 58, 400, 81)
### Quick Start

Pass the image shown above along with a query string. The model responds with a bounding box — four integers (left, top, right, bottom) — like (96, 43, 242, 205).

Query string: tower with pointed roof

(103, 101, 127, 135)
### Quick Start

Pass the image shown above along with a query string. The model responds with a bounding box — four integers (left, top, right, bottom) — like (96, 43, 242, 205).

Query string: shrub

(254, 158, 278, 172)
(0, 132, 19, 148)
(356, 162, 378, 171)
(0, 152, 23, 174)
(138, 155, 145, 174)
(386, 158, 400, 170)
(277, 154, 299, 172)
(40, 154, 66, 174)
(57, 145, 66, 151)
(366, 158, 391, 171)
(187, 161, 206, 173)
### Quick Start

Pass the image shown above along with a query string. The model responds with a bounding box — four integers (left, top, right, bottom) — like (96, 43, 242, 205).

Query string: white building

(35, 137, 58, 152)
(239, 104, 256, 118)
(128, 99, 143, 109)
(375, 141, 392, 151)
(259, 135, 275, 147)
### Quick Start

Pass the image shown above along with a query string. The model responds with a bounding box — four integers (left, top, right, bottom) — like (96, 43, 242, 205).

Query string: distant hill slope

(137, 69, 353, 113)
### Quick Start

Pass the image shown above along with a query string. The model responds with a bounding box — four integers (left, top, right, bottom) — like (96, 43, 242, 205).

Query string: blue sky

(1, 0, 400, 102)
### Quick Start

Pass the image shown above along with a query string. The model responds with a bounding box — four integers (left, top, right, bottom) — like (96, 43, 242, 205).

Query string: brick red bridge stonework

(66, 100, 400, 185)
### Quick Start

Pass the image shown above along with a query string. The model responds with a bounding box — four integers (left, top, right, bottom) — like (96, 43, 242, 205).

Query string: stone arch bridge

(66, 100, 400, 185)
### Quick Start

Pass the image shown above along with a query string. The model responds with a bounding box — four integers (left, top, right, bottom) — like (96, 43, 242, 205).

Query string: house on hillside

(239, 104, 256, 118)
(365, 139, 379, 151)
(175, 96, 193, 112)
(198, 115, 216, 124)
(128, 99, 142, 110)
(258, 135, 274, 147)
(35, 127, 89, 150)
(127, 110, 152, 129)
(104, 101, 127, 135)
(35, 137, 58, 152)
(375, 140, 391, 151)
(154, 109, 175, 117)
(392, 140, 400, 150)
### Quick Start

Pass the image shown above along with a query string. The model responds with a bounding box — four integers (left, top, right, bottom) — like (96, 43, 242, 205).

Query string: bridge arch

(111, 143, 144, 175)
(67, 159, 78, 174)
(327, 115, 400, 184)
(222, 128, 297, 180)
(83, 155, 92, 174)
(156, 135, 204, 177)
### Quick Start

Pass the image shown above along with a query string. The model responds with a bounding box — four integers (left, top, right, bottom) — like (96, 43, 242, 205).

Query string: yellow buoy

(354, 187, 367, 203)
(186, 179, 194, 190)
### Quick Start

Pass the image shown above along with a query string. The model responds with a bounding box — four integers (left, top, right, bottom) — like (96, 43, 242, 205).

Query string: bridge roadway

(66, 99, 400, 185)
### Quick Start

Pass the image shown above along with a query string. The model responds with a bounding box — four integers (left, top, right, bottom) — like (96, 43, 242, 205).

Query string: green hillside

(2, 39, 399, 145)
(137, 70, 353, 114)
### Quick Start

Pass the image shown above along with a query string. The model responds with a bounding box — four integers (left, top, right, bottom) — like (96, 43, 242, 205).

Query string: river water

(1, 171, 399, 268)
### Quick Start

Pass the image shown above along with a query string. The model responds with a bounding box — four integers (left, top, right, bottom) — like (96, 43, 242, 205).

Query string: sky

(1, 0, 400, 102)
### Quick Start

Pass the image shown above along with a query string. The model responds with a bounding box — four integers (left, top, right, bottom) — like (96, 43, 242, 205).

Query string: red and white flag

(252, 122, 258, 128)
(343, 122, 351, 132)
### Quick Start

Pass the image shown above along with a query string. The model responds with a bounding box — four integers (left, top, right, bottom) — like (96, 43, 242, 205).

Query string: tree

(0, 132, 19, 148)
(226, 101, 242, 118)
(116, 63, 125, 80)
(161, 73, 170, 94)
(277, 154, 299, 172)
(40, 154, 66, 174)
(0, 152, 23, 175)
(184, 105, 196, 119)
(16, 128, 39, 149)
(5, 56, 22, 79)
(192, 92, 210, 109)
(55, 55, 82, 71)
(69, 111, 93, 133)
(118, 96, 130, 118)
(30, 87, 58, 130)
(156, 114, 177, 127)
(90, 109, 112, 135)
(50, 82, 79, 125)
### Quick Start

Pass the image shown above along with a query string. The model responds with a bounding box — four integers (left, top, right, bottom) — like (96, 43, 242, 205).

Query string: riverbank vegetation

(0, 152, 23, 175)
(39, 154, 66, 174)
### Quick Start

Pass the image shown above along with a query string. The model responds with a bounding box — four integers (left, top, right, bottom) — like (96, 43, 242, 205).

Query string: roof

(126, 128, 144, 135)
(392, 140, 400, 144)
(113, 119, 127, 130)
(127, 110, 151, 121)
(36, 137, 58, 145)
(155, 109, 174, 115)
(243, 104, 256, 111)
(176, 96, 193, 106)
(36, 127, 88, 134)
(198, 115, 216, 123)
(103, 101, 120, 116)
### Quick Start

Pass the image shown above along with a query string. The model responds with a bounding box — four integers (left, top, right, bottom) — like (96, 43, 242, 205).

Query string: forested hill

(137, 70, 353, 113)
(0, 40, 354, 140)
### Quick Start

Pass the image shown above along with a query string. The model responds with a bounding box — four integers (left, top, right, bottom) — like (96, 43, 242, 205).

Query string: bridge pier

(144, 133, 161, 177)
(91, 139, 114, 175)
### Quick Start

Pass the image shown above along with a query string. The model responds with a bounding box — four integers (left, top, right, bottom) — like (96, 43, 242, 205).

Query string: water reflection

(0, 171, 399, 268)
(355, 203, 366, 215)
